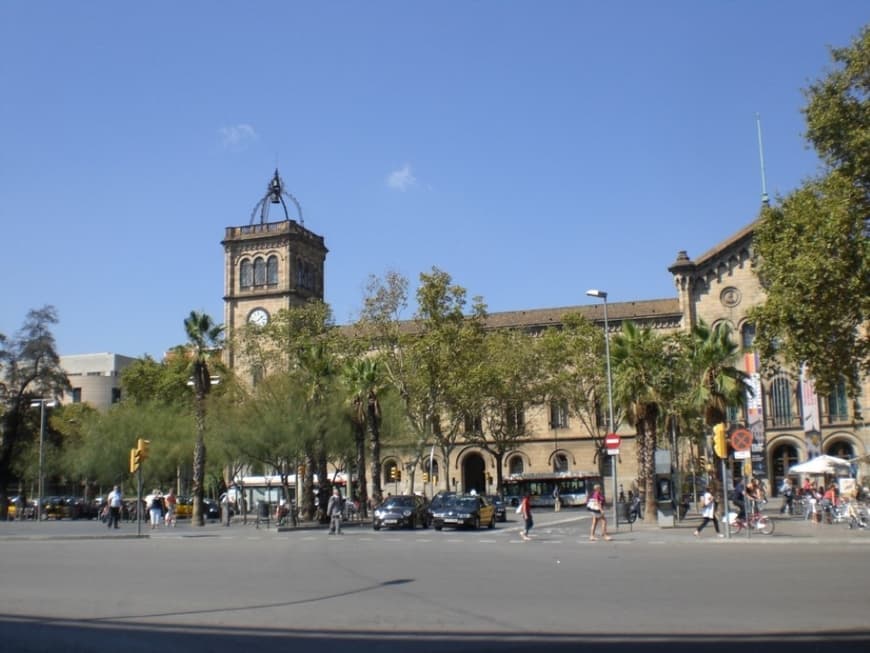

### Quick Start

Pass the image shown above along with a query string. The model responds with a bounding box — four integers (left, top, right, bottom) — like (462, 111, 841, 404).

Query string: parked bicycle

(728, 508, 775, 535)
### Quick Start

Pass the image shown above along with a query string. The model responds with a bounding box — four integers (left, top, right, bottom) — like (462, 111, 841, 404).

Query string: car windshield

(383, 497, 414, 508)
(450, 497, 480, 510)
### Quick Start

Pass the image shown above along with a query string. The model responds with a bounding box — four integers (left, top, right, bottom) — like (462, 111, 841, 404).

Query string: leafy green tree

(181, 310, 224, 526)
(537, 312, 615, 476)
(361, 268, 488, 492)
(468, 328, 538, 493)
(752, 26, 870, 396)
(121, 355, 191, 406)
(0, 306, 70, 518)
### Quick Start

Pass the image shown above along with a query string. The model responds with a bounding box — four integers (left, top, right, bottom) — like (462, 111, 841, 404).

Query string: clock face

(248, 308, 269, 327)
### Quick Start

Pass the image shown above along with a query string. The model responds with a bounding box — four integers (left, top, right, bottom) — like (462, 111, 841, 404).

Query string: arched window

(508, 456, 524, 475)
(827, 441, 854, 459)
(267, 255, 278, 286)
(553, 454, 568, 473)
(253, 257, 266, 286)
(771, 444, 799, 495)
(240, 259, 253, 289)
(827, 380, 849, 423)
(741, 323, 756, 350)
(770, 376, 793, 427)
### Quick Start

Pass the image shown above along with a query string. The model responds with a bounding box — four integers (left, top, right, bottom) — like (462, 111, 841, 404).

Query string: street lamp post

(586, 289, 617, 528)
(29, 398, 57, 522)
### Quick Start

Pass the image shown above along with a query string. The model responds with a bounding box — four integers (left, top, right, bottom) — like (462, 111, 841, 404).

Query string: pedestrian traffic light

(130, 447, 141, 474)
(137, 438, 150, 463)
(713, 423, 728, 458)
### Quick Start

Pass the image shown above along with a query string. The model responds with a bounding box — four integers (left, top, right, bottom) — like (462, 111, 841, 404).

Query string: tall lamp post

(586, 289, 617, 528)
(29, 398, 57, 522)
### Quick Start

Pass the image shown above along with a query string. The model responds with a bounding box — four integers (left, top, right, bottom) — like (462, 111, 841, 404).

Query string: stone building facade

(220, 174, 869, 500)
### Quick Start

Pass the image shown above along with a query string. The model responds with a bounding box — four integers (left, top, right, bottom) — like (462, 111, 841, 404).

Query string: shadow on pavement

(2, 616, 868, 653)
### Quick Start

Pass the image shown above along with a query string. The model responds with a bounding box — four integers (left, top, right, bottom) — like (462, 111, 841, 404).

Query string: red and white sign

(605, 433, 621, 455)
(730, 428, 753, 452)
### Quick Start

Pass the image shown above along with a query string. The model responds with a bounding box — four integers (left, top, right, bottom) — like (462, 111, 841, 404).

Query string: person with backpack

(327, 487, 344, 535)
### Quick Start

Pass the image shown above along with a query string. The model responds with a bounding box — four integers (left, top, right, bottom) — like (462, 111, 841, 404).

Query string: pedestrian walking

(519, 494, 533, 540)
(779, 478, 795, 515)
(107, 486, 122, 529)
(553, 486, 561, 512)
(164, 489, 177, 527)
(149, 490, 164, 530)
(694, 485, 723, 538)
(588, 483, 611, 541)
(327, 487, 344, 535)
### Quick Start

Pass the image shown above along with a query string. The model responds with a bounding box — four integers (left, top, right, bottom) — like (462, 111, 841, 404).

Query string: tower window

(240, 259, 253, 289)
(254, 257, 266, 286)
(267, 255, 278, 286)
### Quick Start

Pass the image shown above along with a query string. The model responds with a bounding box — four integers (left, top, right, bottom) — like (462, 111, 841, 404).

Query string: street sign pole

(605, 434, 621, 527)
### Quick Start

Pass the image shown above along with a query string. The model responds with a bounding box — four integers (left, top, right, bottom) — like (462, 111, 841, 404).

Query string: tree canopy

(751, 26, 870, 396)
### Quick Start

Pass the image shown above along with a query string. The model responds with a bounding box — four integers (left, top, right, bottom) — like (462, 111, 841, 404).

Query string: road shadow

(2, 616, 868, 653)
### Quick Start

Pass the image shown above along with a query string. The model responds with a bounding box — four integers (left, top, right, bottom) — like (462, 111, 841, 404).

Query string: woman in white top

(694, 484, 723, 538)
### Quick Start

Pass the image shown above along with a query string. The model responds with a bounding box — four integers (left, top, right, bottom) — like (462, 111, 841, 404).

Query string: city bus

(228, 472, 350, 516)
(502, 471, 601, 508)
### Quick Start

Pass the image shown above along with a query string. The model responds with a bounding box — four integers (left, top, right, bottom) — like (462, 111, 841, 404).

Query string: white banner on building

(800, 363, 822, 458)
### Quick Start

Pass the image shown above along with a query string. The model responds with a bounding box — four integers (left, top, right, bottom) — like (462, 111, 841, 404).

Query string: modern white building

(60, 353, 137, 411)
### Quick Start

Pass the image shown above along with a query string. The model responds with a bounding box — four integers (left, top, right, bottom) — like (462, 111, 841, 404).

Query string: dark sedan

(425, 491, 456, 525)
(432, 495, 496, 531)
(373, 495, 429, 530)
(487, 495, 507, 522)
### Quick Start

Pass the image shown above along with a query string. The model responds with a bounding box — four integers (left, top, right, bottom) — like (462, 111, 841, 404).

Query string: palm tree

(689, 320, 751, 427)
(348, 359, 385, 507)
(343, 358, 374, 517)
(183, 310, 224, 527)
(611, 322, 668, 523)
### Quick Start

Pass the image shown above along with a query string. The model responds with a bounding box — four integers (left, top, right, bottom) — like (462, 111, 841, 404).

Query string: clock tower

(222, 170, 328, 371)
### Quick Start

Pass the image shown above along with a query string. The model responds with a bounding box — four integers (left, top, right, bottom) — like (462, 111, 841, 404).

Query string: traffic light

(395, 468, 402, 481)
(130, 447, 141, 474)
(422, 472, 429, 483)
(137, 438, 150, 463)
(713, 423, 728, 458)
(389, 467, 397, 481)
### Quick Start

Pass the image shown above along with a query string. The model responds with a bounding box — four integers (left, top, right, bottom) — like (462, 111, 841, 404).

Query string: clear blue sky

(1, 2, 867, 360)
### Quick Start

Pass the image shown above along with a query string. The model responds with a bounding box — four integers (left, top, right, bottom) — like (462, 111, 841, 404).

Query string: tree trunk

(355, 428, 368, 518)
(190, 393, 205, 526)
(369, 406, 382, 508)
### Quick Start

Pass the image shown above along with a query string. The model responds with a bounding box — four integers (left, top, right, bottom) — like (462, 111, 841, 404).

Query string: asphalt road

(1, 511, 868, 653)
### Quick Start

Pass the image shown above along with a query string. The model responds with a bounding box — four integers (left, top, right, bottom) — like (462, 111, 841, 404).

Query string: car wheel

(373, 523, 380, 531)
(434, 525, 442, 531)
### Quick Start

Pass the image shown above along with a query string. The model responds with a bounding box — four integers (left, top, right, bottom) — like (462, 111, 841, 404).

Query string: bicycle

(728, 509, 775, 535)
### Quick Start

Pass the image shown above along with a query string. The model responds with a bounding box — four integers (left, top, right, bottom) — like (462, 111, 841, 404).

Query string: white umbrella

(788, 455, 852, 475)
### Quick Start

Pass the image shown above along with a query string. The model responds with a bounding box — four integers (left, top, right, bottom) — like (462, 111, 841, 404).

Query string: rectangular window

(111, 388, 121, 404)
(506, 403, 525, 434)
(549, 400, 568, 429)
(464, 413, 482, 434)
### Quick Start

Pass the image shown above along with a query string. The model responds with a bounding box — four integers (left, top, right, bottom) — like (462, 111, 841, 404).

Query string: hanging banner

(800, 363, 822, 458)
(744, 351, 767, 478)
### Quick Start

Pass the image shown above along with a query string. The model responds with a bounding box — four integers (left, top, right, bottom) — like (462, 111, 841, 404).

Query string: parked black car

(425, 491, 456, 526)
(431, 494, 496, 531)
(373, 495, 429, 530)
(203, 498, 221, 520)
(486, 495, 507, 522)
